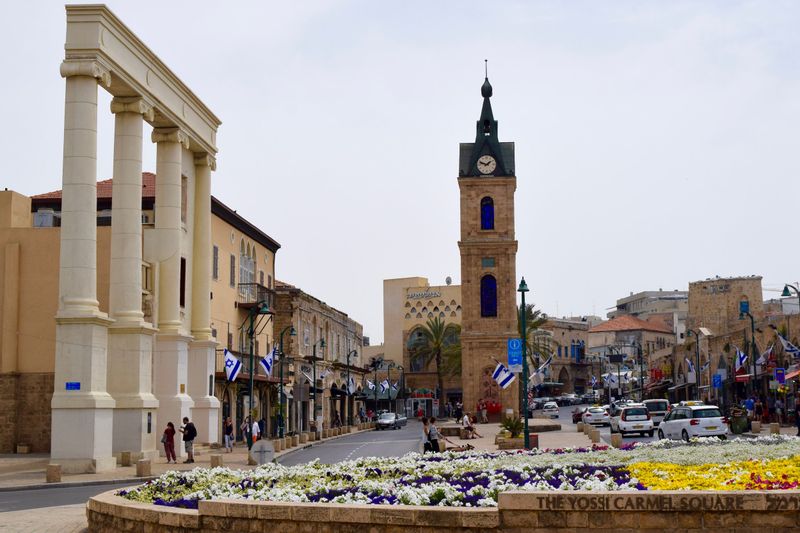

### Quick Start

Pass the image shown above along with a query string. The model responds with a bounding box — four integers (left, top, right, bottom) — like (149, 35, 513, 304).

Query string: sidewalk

(439, 419, 593, 452)
(0, 428, 365, 491)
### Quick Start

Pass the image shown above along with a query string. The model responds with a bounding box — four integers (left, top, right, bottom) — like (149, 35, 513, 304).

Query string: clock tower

(458, 74, 519, 418)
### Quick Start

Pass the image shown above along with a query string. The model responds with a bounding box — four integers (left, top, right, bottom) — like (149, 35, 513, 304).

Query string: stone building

(458, 76, 519, 417)
(538, 317, 594, 394)
(687, 276, 764, 334)
(272, 281, 366, 432)
(609, 289, 688, 343)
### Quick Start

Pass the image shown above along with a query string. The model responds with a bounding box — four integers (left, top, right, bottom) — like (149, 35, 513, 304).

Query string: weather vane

(485, 59, 488, 78)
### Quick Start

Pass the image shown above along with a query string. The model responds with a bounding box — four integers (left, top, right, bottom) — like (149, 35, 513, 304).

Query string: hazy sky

(3, 1, 799, 343)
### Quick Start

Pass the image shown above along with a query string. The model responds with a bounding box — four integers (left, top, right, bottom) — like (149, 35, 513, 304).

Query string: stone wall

(88, 489, 800, 532)
(0, 372, 53, 453)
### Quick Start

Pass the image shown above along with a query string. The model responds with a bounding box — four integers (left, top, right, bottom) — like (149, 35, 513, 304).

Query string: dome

(481, 77, 493, 98)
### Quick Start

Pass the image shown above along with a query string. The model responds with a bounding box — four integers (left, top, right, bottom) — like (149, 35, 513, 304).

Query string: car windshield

(588, 408, 605, 414)
(624, 408, 648, 416)
(544, 403, 557, 408)
(379, 413, 395, 420)
(645, 401, 669, 412)
(692, 408, 722, 418)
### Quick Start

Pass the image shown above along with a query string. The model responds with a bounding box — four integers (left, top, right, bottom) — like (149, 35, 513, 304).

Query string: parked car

(657, 405, 727, 441)
(557, 394, 579, 406)
(582, 406, 610, 426)
(610, 404, 654, 437)
(375, 412, 407, 430)
(542, 402, 560, 418)
(643, 399, 670, 425)
(572, 407, 588, 423)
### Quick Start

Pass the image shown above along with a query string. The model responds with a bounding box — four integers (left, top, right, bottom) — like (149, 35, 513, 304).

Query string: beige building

(687, 276, 764, 335)
(272, 281, 366, 431)
(538, 317, 593, 394)
(609, 289, 688, 344)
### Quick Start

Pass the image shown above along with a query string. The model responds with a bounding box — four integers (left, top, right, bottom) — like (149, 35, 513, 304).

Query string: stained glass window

(480, 275, 497, 317)
(480, 197, 494, 230)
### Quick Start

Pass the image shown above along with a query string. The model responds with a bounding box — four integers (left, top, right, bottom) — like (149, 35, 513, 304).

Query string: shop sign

(407, 290, 441, 300)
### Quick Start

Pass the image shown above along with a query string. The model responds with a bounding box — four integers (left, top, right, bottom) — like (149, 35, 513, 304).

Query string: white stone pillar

(152, 127, 193, 457)
(51, 60, 116, 474)
(107, 97, 159, 462)
(188, 153, 220, 444)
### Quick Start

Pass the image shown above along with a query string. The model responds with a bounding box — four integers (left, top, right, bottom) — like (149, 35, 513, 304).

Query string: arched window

(480, 197, 494, 230)
(480, 275, 497, 317)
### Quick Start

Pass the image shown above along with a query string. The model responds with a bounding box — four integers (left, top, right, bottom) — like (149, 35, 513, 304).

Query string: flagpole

(518, 278, 530, 450)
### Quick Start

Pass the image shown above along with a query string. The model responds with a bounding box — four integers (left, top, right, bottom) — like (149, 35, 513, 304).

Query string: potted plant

(498, 416, 525, 449)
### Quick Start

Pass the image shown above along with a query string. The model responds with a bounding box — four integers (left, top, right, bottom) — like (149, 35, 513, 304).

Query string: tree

(409, 317, 461, 403)
(517, 303, 552, 368)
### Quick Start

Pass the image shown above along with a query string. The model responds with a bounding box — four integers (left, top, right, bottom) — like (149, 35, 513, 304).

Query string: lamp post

(245, 300, 271, 449)
(387, 362, 396, 413)
(397, 365, 405, 416)
(632, 340, 644, 402)
(277, 325, 296, 438)
(345, 349, 357, 426)
(686, 329, 702, 401)
(373, 359, 380, 416)
(309, 339, 326, 436)
(782, 284, 800, 341)
(518, 277, 531, 450)
(739, 300, 756, 396)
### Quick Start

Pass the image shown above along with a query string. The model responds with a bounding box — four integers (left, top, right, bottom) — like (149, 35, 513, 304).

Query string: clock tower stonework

(458, 76, 519, 418)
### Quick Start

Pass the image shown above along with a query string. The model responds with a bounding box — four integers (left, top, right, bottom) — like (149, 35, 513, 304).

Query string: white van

(643, 399, 670, 425)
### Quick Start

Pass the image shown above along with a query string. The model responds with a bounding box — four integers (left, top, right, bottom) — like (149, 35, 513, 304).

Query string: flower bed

(120, 435, 800, 509)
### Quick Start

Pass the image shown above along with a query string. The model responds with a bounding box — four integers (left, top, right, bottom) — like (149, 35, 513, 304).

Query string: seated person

(462, 412, 476, 439)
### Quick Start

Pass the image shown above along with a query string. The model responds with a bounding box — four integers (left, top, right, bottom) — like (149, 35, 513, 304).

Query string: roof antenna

(484, 59, 488, 79)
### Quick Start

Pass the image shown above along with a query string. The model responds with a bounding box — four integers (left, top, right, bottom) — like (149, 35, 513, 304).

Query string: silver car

(375, 412, 407, 430)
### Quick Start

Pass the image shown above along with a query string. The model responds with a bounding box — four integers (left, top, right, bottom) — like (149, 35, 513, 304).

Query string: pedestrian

(794, 395, 800, 436)
(428, 417, 441, 453)
(162, 422, 176, 463)
(179, 416, 196, 463)
(775, 397, 784, 426)
(479, 399, 488, 424)
(276, 410, 284, 437)
(333, 412, 342, 428)
(461, 411, 475, 439)
(754, 397, 763, 423)
(223, 417, 234, 453)
(241, 416, 252, 445)
(744, 396, 755, 420)
(252, 416, 261, 443)
(421, 417, 432, 453)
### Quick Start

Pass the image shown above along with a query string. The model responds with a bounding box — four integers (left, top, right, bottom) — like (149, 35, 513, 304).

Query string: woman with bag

(421, 417, 432, 453)
(428, 417, 441, 453)
(162, 422, 176, 464)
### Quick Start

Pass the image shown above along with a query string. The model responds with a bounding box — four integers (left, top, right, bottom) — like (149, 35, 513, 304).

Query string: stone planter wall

(88, 489, 800, 532)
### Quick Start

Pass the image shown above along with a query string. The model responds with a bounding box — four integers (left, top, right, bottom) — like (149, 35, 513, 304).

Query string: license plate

(633, 425, 643, 429)
(706, 426, 717, 430)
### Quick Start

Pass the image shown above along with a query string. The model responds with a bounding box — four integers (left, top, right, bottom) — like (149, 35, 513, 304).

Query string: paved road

(279, 421, 423, 466)
(0, 481, 135, 513)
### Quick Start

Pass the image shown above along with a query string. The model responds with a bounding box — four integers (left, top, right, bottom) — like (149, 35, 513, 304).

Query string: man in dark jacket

(180, 416, 197, 463)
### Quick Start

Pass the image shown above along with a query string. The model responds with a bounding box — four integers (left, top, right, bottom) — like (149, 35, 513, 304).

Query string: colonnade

(51, 58, 219, 473)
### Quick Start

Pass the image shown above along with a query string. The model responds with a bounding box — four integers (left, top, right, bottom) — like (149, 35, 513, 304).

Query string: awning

(668, 383, 690, 391)
(786, 369, 800, 380)
(735, 374, 753, 383)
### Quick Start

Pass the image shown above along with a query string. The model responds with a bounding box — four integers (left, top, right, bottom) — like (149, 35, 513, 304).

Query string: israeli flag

(734, 346, 748, 371)
(320, 367, 332, 379)
(700, 360, 710, 372)
(259, 347, 276, 377)
(685, 358, 695, 373)
(367, 379, 376, 390)
(391, 381, 399, 391)
(223, 349, 242, 382)
(755, 344, 772, 366)
(492, 362, 508, 381)
(590, 375, 598, 387)
(380, 379, 390, 393)
(492, 362, 516, 389)
(778, 334, 800, 359)
(301, 370, 314, 383)
(347, 376, 356, 394)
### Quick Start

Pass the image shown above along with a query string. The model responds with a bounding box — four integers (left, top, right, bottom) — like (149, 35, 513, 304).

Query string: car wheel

(647, 431, 654, 438)
(682, 429, 690, 442)
(657, 429, 665, 440)
(718, 435, 726, 441)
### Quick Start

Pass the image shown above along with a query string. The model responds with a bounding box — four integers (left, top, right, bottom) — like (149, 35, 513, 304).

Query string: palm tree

(517, 303, 551, 368)
(409, 317, 461, 402)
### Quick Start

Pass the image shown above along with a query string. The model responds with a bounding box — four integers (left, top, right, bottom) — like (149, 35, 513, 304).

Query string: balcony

(237, 283, 275, 311)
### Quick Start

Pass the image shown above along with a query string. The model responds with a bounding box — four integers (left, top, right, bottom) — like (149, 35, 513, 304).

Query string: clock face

(477, 155, 497, 175)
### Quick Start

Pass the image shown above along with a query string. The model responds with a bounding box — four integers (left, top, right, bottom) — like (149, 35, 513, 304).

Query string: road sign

(775, 368, 786, 384)
(739, 300, 749, 314)
(507, 338, 523, 373)
(65, 382, 80, 391)
(249, 439, 274, 465)
(712, 374, 722, 388)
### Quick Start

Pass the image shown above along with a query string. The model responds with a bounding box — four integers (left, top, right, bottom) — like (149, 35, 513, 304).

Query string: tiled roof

(32, 172, 157, 200)
(588, 315, 673, 334)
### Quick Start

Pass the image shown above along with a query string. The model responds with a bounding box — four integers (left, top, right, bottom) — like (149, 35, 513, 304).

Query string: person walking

(179, 417, 197, 463)
(775, 397, 784, 426)
(162, 422, 176, 463)
(421, 417, 432, 453)
(252, 416, 261, 443)
(754, 397, 763, 423)
(223, 417, 234, 453)
(428, 417, 441, 453)
(479, 400, 488, 424)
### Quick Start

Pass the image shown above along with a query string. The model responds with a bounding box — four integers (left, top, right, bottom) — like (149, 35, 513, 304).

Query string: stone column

(188, 153, 220, 444)
(107, 97, 159, 462)
(152, 127, 193, 457)
(51, 60, 116, 474)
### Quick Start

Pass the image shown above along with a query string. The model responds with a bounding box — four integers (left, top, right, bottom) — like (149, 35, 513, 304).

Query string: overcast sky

(3, 1, 799, 344)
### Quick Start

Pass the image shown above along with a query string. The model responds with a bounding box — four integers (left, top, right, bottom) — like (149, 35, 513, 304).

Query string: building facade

(458, 76, 519, 417)
(609, 289, 688, 344)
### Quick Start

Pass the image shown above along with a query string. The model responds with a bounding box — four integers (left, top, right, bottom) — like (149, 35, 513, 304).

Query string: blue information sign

(507, 338, 523, 373)
(775, 368, 786, 384)
(712, 374, 722, 388)
(65, 382, 80, 391)
(739, 300, 750, 314)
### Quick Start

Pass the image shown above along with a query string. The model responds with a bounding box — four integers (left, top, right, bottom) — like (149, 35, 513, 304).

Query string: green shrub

(500, 416, 523, 438)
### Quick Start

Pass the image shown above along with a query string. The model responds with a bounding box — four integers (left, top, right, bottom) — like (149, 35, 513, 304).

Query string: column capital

(151, 127, 190, 149)
(194, 152, 217, 171)
(59, 59, 111, 88)
(110, 96, 155, 121)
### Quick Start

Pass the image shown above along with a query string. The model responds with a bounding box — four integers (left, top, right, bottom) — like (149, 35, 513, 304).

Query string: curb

(0, 476, 154, 493)
(276, 428, 372, 462)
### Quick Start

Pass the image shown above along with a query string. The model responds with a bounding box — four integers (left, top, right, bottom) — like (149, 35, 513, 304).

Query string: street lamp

(387, 361, 396, 413)
(246, 300, 271, 448)
(397, 364, 405, 416)
(608, 346, 623, 400)
(739, 300, 756, 395)
(277, 325, 296, 438)
(345, 349, 357, 426)
(518, 277, 531, 450)
(632, 340, 644, 402)
(308, 339, 326, 436)
(782, 284, 800, 340)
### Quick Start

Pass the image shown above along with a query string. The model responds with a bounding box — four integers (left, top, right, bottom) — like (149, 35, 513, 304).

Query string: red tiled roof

(32, 172, 157, 200)
(588, 315, 673, 334)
